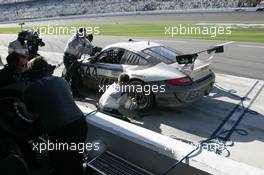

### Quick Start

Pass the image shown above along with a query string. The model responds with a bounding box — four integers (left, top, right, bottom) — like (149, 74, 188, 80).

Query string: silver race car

(73, 40, 223, 111)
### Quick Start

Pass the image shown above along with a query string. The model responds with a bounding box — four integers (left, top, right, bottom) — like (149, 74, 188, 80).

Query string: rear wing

(176, 45, 224, 65)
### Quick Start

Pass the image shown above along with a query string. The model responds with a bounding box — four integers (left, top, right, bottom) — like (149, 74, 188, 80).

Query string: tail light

(165, 77, 193, 86)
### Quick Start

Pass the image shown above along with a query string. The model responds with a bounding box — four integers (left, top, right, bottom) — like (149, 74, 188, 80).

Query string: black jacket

(0, 66, 16, 88)
(0, 66, 27, 92)
(23, 75, 83, 134)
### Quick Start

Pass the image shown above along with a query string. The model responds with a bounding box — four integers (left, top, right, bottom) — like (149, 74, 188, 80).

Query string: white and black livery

(64, 40, 224, 111)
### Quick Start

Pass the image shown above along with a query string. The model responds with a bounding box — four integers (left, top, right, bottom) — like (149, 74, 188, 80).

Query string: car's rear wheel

(129, 80, 155, 112)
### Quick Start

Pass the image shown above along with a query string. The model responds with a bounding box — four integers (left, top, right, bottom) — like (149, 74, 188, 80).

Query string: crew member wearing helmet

(63, 27, 101, 98)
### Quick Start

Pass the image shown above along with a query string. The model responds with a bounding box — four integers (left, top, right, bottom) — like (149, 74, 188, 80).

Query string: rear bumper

(153, 72, 215, 108)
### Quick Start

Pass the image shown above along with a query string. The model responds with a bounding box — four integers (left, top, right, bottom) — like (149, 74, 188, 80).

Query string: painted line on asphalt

(210, 80, 258, 139)
(223, 81, 264, 140)
(210, 79, 264, 140)
(237, 45, 264, 49)
(217, 41, 234, 46)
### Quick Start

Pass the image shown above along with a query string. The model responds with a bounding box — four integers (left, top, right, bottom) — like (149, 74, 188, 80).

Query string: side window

(120, 51, 148, 65)
(97, 48, 125, 64)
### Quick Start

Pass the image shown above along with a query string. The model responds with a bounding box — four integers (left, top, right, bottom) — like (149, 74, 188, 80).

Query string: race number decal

(85, 65, 97, 78)
(97, 76, 116, 85)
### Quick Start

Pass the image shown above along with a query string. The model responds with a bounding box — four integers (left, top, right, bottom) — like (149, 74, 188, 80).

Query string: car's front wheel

(129, 80, 155, 112)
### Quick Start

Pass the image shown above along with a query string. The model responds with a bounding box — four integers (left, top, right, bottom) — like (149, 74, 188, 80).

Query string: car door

(95, 47, 125, 86)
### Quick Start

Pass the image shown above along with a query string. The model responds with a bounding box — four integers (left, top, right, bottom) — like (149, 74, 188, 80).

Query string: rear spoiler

(176, 45, 224, 64)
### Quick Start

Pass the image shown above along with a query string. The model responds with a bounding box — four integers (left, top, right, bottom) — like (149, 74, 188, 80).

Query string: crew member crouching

(98, 73, 138, 122)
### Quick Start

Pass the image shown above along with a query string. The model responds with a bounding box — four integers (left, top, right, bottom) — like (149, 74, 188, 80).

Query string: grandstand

(0, 0, 35, 4)
(0, 0, 257, 22)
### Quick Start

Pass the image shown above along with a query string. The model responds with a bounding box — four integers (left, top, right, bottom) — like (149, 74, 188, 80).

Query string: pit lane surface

(0, 34, 264, 170)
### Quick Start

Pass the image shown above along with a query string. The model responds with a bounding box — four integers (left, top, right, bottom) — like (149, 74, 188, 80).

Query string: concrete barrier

(80, 105, 264, 175)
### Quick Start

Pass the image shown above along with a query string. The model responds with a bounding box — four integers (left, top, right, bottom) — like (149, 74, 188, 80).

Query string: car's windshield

(143, 46, 181, 64)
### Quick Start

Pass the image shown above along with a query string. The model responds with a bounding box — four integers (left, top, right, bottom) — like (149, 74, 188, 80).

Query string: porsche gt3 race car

(70, 40, 224, 111)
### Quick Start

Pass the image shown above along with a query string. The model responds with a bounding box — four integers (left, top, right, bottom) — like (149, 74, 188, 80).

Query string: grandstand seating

(0, 0, 241, 22)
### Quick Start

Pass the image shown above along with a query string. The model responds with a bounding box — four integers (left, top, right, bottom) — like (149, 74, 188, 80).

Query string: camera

(25, 30, 45, 59)
(28, 31, 45, 47)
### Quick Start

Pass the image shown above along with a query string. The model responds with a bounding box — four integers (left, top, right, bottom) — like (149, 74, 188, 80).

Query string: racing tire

(129, 80, 155, 112)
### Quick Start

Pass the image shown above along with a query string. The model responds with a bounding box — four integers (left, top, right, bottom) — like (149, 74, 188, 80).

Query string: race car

(69, 40, 223, 111)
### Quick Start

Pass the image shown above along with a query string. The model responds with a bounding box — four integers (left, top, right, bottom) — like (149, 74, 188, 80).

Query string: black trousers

(49, 117, 88, 175)
(63, 54, 82, 96)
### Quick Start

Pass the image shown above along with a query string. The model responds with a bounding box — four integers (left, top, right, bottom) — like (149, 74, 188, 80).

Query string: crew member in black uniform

(0, 52, 28, 89)
(24, 56, 88, 175)
(0, 52, 31, 174)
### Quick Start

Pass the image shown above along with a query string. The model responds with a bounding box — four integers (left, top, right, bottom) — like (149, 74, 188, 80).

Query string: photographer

(8, 30, 29, 57)
(8, 30, 45, 61)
